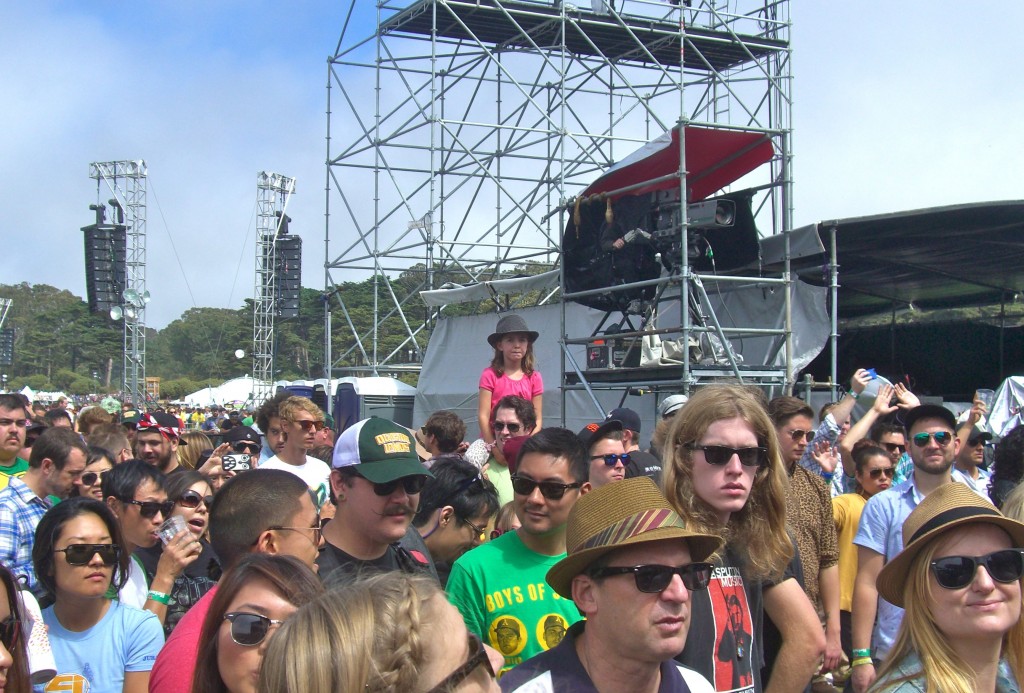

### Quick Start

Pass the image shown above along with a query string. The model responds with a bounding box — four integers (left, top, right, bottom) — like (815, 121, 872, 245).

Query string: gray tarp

(414, 279, 829, 446)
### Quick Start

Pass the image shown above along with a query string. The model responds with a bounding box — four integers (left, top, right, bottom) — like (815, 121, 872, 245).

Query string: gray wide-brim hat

(487, 314, 539, 348)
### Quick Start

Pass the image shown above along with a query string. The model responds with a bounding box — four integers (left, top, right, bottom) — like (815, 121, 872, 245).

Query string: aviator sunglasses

(55, 543, 121, 566)
(685, 444, 767, 468)
(911, 431, 953, 448)
(223, 612, 285, 646)
(867, 467, 895, 480)
(930, 549, 1024, 590)
(591, 562, 714, 593)
(79, 470, 107, 487)
(510, 474, 582, 500)
(492, 421, 521, 434)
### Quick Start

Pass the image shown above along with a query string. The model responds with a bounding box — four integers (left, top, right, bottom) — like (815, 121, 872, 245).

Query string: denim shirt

(871, 651, 1020, 692)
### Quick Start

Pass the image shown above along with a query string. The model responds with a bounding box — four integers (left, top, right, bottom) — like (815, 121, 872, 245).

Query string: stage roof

(782, 201, 1024, 320)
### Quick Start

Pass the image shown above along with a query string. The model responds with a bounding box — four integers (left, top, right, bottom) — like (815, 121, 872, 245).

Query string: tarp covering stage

(414, 281, 830, 443)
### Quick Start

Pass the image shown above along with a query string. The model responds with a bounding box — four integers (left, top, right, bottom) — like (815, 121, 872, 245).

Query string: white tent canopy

(183, 375, 268, 408)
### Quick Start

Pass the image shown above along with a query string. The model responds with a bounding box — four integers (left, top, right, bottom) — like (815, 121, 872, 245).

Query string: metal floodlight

(124, 305, 137, 320)
(123, 289, 139, 304)
(109, 306, 123, 320)
(141, 290, 151, 304)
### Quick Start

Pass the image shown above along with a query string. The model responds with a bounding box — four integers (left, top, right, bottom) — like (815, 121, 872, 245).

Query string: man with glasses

(850, 404, 978, 693)
(577, 419, 632, 488)
(0, 393, 31, 491)
(0, 426, 86, 597)
(150, 468, 322, 693)
(483, 395, 537, 506)
(447, 428, 592, 676)
(259, 397, 332, 509)
(317, 416, 436, 584)
(499, 476, 718, 692)
(604, 407, 663, 484)
(954, 414, 994, 497)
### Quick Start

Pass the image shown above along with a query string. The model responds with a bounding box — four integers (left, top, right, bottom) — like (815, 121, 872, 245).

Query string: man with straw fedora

(500, 476, 719, 693)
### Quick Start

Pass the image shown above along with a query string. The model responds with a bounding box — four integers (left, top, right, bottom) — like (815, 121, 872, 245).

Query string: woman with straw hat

(870, 482, 1024, 692)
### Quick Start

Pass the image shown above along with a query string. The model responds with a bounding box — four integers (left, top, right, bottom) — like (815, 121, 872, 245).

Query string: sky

(2, 1, 1022, 330)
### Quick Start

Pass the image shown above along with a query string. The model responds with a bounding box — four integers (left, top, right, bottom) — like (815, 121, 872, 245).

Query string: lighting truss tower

(326, 0, 792, 382)
(253, 172, 297, 403)
(90, 160, 148, 406)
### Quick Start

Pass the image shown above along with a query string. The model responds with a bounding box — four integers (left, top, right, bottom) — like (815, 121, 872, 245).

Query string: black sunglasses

(356, 473, 427, 497)
(0, 616, 19, 653)
(79, 470, 107, 487)
(233, 442, 261, 454)
(591, 562, 714, 593)
(912, 431, 953, 448)
(492, 421, 521, 434)
(867, 467, 895, 480)
(591, 453, 631, 467)
(882, 442, 907, 454)
(685, 444, 767, 468)
(178, 491, 215, 509)
(424, 634, 494, 693)
(931, 549, 1024, 590)
(118, 497, 176, 519)
(55, 543, 121, 566)
(223, 612, 285, 646)
(510, 474, 582, 500)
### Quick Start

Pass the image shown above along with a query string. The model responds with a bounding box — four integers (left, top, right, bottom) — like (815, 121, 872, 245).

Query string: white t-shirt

(118, 554, 149, 609)
(260, 455, 332, 508)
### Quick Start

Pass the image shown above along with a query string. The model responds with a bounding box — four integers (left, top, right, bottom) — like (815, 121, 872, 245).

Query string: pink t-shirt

(479, 367, 543, 416)
(149, 585, 218, 692)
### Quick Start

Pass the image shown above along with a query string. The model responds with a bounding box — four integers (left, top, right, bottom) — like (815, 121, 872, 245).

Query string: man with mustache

(317, 416, 436, 583)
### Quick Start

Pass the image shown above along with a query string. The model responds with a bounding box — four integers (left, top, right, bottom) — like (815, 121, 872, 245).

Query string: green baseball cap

(331, 416, 433, 483)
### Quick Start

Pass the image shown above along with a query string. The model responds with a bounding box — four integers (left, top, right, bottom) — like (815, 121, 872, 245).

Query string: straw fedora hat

(487, 314, 539, 348)
(876, 482, 1024, 607)
(546, 477, 722, 598)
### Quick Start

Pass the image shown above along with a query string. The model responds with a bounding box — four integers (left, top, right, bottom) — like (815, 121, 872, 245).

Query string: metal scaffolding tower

(253, 172, 297, 403)
(326, 0, 793, 397)
(90, 160, 148, 406)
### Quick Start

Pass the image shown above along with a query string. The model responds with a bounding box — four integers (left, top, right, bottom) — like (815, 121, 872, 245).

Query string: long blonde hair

(871, 527, 1024, 693)
(258, 573, 444, 693)
(177, 431, 213, 470)
(662, 384, 792, 581)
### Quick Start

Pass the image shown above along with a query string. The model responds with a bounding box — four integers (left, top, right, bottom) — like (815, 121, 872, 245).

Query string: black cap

(956, 422, 993, 443)
(223, 426, 261, 447)
(604, 407, 641, 433)
(577, 420, 623, 450)
(903, 404, 956, 433)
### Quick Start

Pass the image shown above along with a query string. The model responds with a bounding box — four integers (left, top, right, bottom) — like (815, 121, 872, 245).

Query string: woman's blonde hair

(258, 573, 444, 693)
(871, 525, 1024, 693)
(999, 482, 1024, 524)
(662, 384, 791, 581)
(177, 431, 213, 470)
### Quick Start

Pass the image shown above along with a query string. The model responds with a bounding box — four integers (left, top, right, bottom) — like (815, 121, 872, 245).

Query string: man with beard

(850, 404, 978, 693)
(317, 417, 436, 583)
(134, 412, 186, 475)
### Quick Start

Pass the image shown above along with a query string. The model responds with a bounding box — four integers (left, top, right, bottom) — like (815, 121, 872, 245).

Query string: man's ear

(571, 574, 598, 616)
(439, 505, 456, 526)
(578, 482, 593, 497)
(255, 529, 278, 555)
(105, 496, 122, 519)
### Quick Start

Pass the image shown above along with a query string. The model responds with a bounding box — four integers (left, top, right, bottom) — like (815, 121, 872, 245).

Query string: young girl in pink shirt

(478, 314, 543, 447)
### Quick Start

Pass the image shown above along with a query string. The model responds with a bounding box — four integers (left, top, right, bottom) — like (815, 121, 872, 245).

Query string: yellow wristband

(851, 657, 873, 668)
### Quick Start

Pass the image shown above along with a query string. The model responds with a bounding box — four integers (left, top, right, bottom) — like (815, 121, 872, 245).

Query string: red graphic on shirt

(710, 567, 754, 692)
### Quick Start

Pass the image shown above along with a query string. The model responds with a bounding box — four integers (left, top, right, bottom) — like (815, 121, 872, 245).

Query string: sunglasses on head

(785, 429, 815, 443)
(118, 497, 176, 519)
(492, 421, 521, 434)
(867, 467, 895, 480)
(930, 549, 1024, 590)
(685, 444, 766, 468)
(591, 562, 714, 593)
(223, 612, 285, 646)
(79, 470, 107, 487)
(0, 616, 19, 653)
(178, 490, 214, 509)
(591, 453, 631, 467)
(882, 442, 907, 454)
(911, 431, 952, 448)
(356, 473, 427, 496)
(424, 634, 494, 693)
(510, 474, 582, 500)
(55, 543, 121, 566)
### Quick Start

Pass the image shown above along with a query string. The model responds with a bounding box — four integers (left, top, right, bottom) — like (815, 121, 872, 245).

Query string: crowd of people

(0, 313, 1022, 692)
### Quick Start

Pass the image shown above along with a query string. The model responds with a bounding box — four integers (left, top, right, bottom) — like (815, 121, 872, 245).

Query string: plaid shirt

(0, 476, 53, 592)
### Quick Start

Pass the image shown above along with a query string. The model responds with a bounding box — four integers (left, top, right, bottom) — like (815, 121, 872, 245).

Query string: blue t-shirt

(43, 600, 164, 693)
